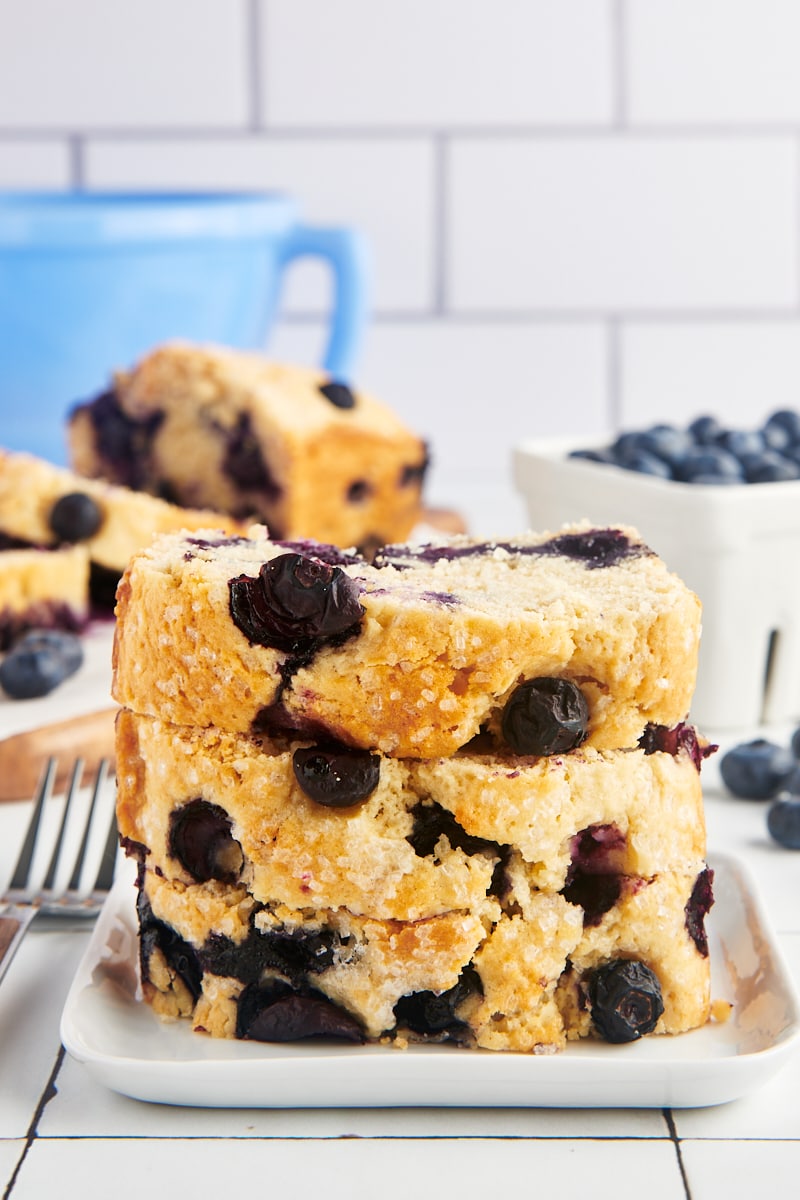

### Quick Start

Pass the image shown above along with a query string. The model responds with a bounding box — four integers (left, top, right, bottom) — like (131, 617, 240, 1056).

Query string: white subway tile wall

(2, 0, 800, 531)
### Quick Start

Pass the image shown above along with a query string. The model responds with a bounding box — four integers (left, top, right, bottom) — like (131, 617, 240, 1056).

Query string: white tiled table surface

(1, 483, 799, 1199)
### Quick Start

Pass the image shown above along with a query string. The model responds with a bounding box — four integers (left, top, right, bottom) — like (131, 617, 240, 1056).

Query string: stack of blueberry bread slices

(114, 523, 716, 1052)
(68, 341, 429, 554)
(0, 448, 243, 645)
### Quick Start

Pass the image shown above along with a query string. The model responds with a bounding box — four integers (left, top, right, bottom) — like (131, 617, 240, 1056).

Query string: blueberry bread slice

(68, 342, 429, 551)
(0, 448, 244, 609)
(0, 541, 89, 650)
(113, 523, 702, 755)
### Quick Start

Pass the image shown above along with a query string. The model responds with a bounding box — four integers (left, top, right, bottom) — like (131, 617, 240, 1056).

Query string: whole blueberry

(501, 677, 589, 755)
(49, 492, 104, 542)
(687, 414, 724, 445)
(568, 447, 617, 465)
(676, 445, 743, 483)
(589, 959, 664, 1043)
(228, 553, 364, 653)
(767, 799, 800, 849)
(618, 449, 673, 479)
(637, 424, 693, 470)
(719, 739, 796, 799)
(319, 380, 356, 410)
(0, 630, 83, 699)
(762, 409, 800, 449)
(742, 450, 800, 483)
(293, 744, 380, 807)
(717, 428, 766, 459)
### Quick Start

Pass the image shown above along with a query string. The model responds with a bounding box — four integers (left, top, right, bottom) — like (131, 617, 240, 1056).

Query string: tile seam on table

(4, 125, 800, 139)
(664, 1109, 692, 1200)
(2, 1045, 65, 1199)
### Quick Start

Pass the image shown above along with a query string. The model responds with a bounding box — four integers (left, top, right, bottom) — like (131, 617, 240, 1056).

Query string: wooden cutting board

(0, 707, 117, 802)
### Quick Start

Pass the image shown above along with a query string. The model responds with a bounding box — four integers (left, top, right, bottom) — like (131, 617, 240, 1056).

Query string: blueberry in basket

(569, 409, 800, 485)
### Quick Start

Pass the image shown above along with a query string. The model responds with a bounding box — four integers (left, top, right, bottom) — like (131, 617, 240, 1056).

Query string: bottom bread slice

(136, 864, 712, 1052)
(117, 708, 714, 1052)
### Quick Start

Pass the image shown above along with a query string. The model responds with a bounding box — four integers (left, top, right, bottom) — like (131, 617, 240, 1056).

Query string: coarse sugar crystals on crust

(112, 522, 702, 757)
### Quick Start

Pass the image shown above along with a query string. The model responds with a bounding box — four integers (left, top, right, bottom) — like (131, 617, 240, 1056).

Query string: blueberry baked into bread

(114, 522, 716, 1052)
(68, 342, 429, 552)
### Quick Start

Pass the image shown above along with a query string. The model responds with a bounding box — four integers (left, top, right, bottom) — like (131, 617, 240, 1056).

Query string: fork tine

(91, 765, 119, 895)
(7, 758, 57, 892)
(65, 757, 104, 892)
(43, 758, 84, 892)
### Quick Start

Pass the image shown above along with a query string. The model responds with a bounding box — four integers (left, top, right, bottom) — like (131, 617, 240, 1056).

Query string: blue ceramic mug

(0, 192, 370, 464)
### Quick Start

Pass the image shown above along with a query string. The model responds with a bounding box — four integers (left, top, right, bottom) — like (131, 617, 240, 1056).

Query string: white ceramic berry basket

(513, 435, 800, 736)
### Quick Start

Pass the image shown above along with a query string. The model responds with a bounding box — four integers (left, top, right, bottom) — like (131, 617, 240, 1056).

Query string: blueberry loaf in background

(114, 521, 715, 1052)
(68, 342, 429, 552)
(113, 523, 702, 756)
(0, 448, 243, 614)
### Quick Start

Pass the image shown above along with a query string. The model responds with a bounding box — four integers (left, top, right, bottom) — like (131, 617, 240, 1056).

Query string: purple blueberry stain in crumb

(168, 799, 244, 884)
(501, 677, 589, 756)
(684, 867, 714, 957)
(228, 552, 365, 653)
(276, 540, 367, 569)
(80, 388, 164, 490)
(421, 589, 461, 607)
(0, 602, 87, 653)
(346, 480, 372, 504)
(589, 959, 664, 1043)
(292, 744, 381, 808)
(535, 528, 648, 569)
(638, 722, 717, 771)
(221, 412, 282, 500)
(236, 978, 364, 1043)
(562, 824, 628, 925)
(319, 380, 356, 410)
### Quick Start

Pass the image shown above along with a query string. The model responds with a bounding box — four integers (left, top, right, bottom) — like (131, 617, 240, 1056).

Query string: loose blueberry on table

(719, 726, 800, 849)
(0, 629, 83, 699)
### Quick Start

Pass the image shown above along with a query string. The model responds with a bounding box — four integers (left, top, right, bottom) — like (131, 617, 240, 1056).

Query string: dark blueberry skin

(319, 380, 356, 410)
(168, 800, 243, 884)
(292, 744, 381, 808)
(767, 799, 800, 849)
(617, 449, 673, 479)
(589, 959, 665, 1043)
(688, 414, 724, 445)
(563, 824, 627, 925)
(501, 677, 589, 755)
(791, 726, 800, 760)
(0, 629, 83, 699)
(407, 800, 503, 860)
(535, 528, 645, 569)
(741, 450, 800, 483)
(49, 491, 104, 542)
(78, 388, 163, 490)
(676, 445, 743, 483)
(236, 979, 364, 1043)
(393, 966, 482, 1042)
(719, 739, 796, 800)
(684, 867, 714, 956)
(346, 479, 371, 504)
(202, 923, 341, 985)
(229, 553, 364, 653)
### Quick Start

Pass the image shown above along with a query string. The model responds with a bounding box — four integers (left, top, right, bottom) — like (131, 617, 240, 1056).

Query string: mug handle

(278, 224, 371, 381)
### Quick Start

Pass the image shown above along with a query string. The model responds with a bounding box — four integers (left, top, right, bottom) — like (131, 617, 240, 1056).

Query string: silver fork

(0, 757, 118, 985)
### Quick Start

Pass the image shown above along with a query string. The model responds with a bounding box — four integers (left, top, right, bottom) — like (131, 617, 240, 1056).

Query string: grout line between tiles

(248, 0, 263, 130)
(433, 133, 447, 315)
(4, 125, 800, 140)
(664, 1109, 693, 1200)
(3, 1045, 65, 1198)
(613, 0, 628, 128)
(68, 136, 85, 189)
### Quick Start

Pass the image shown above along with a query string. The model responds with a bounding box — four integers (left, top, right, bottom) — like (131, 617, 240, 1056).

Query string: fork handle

(0, 905, 39, 985)
(0, 708, 118, 803)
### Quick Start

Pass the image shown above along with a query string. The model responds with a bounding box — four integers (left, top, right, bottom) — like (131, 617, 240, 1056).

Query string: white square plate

(60, 852, 800, 1109)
